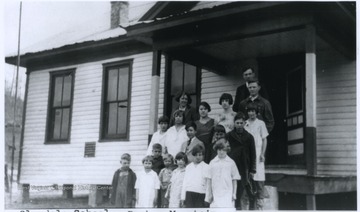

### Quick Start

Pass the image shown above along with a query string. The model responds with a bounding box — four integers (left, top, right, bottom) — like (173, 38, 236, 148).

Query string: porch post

(148, 50, 162, 144)
(305, 24, 317, 177)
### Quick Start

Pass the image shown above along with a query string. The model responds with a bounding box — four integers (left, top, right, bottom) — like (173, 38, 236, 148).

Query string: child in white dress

(206, 139, 240, 208)
(243, 103, 269, 210)
(167, 152, 188, 208)
(135, 156, 160, 208)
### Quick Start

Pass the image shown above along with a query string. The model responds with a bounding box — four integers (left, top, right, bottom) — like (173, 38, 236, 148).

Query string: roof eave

(5, 35, 137, 68)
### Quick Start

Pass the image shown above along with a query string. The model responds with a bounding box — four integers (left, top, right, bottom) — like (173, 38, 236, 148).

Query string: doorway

(258, 53, 305, 165)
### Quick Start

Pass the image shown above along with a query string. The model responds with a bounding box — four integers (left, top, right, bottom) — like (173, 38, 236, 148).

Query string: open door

(259, 53, 305, 166)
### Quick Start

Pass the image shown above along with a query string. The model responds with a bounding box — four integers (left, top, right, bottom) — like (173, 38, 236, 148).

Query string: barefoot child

(206, 139, 240, 208)
(135, 156, 160, 208)
(159, 154, 174, 208)
(167, 152, 188, 208)
(110, 153, 137, 207)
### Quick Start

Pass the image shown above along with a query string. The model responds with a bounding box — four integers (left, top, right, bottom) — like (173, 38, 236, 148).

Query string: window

(46, 69, 75, 143)
(101, 61, 132, 140)
(166, 59, 200, 115)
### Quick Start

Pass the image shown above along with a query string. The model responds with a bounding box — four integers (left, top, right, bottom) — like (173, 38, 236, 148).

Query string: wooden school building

(6, 1, 356, 209)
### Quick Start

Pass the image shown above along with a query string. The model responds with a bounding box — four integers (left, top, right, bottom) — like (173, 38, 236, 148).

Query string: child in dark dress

(110, 153, 137, 207)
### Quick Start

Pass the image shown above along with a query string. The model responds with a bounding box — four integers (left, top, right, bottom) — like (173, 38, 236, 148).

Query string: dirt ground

(5, 183, 113, 209)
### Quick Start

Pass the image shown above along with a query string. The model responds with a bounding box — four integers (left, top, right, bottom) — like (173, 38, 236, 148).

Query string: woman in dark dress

(170, 91, 199, 126)
(195, 101, 214, 164)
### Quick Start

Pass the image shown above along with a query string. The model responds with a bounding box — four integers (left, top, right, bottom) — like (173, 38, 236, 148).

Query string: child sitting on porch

(146, 116, 169, 156)
(243, 103, 269, 210)
(151, 143, 165, 175)
(206, 139, 240, 208)
(110, 153, 137, 208)
(181, 145, 210, 208)
(135, 155, 160, 208)
(158, 154, 174, 208)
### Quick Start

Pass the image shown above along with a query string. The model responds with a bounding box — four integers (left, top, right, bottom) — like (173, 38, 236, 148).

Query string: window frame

(164, 56, 201, 117)
(100, 59, 133, 142)
(45, 69, 75, 144)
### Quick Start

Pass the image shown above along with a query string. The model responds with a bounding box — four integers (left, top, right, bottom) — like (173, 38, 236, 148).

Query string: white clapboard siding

(201, 69, 241, 119)
(316, 49, 356, 176)
(20, 52, 154, 185)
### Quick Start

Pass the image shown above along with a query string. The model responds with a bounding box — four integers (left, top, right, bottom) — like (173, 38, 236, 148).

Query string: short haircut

(219, 93, 233, 105)
(175, 152, 188, 164)
(174, 90, 192, 105)
(234, 112, 246, 122)
(163, 153, 174, 163)
(246, 103, 258, 113)
(121, 153, 131, 161)
(173, 110, 185, 124)
(198, 101, 211, 112)
(191, 144, 205, 156)
(142, 155, 154, 164)
(158, 115, 170, 124)
(242, 66, 255, 74)
(214, 124, 226, 133)
(152, 143, 162, 151)
(173, 109, 185, 118)
(247, 78, 261, 86)
(185, 121, 197, 131)
(213, 138, 228, 151)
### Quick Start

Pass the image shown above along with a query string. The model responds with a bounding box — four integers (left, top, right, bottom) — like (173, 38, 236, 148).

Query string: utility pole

(10, 1, 22, 203)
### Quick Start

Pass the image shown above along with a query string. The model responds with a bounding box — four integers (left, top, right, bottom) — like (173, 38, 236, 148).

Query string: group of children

(110, 95, 269, 210)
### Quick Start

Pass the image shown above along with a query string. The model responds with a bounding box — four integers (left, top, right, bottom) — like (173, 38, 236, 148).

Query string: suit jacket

(233, 83, 269, 112)
(110, 168, 137, 207)
(180, 137, 205, 163)
(170, 105, 199, 126)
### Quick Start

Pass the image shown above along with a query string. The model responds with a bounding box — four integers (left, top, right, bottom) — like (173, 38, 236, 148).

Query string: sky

(2, 1, 111, 98)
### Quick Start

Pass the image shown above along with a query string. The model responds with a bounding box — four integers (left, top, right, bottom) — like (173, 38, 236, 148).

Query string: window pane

(171, 97, 177, 113)
(107, 103, 118, 135)
(117, 101, 128, 135)
(118, 67, 129, 101)
(288, 70, 303, 114)
(107, 68, 118, 102)
(184, 63, 197, 93)
(189, 94, 197, 109)
(53, 77, 63, 107)
(60, 108, 70, 139)
(62, 74, 72, 106)
(171, 60, 184, 95)
(53, 109, 62, 139)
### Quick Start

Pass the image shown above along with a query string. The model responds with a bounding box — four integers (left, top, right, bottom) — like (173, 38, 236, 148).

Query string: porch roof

(126, 1, 356, 69)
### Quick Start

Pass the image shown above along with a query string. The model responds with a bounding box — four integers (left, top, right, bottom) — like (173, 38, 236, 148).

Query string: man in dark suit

(233, 67, 268, 112)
